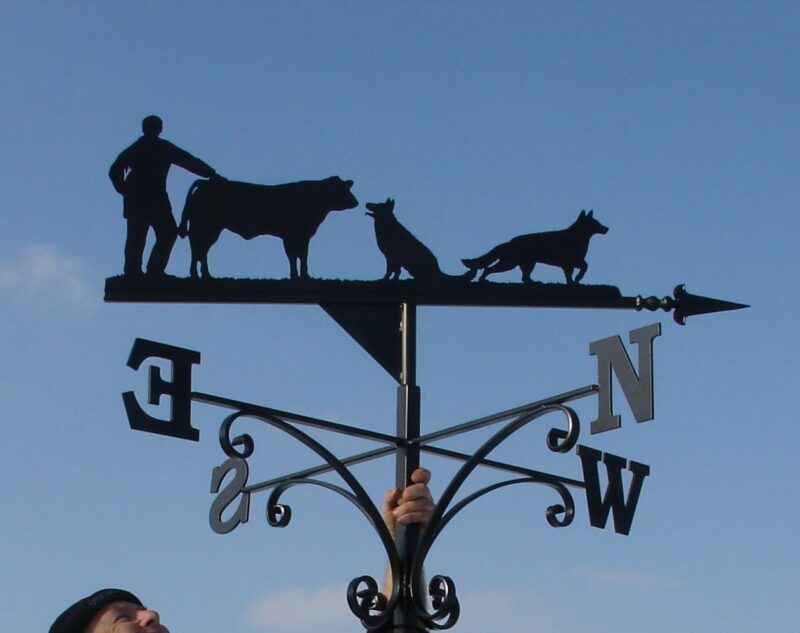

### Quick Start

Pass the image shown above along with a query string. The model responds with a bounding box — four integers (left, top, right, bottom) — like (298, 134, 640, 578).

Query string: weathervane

(107, 117, 746, 632)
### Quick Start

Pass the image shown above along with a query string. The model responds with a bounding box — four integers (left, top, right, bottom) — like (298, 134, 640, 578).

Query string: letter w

(577, 445, 650, 536)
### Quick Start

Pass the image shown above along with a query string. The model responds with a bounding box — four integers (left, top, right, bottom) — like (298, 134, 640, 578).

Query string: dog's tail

(462, 244, 504, 275)
(178, 180, 205, 238)
(442, 269, 477, 281)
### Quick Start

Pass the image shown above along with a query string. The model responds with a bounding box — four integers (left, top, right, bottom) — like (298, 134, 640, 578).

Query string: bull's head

(328, 177, 358, 211)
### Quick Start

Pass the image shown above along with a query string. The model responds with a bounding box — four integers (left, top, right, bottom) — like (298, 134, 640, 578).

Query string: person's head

(50, 589, 168, 633)
(141, 115, 163, 138)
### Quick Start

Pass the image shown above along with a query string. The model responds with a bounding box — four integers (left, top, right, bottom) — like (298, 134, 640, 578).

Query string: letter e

(122, 338, 201, 440)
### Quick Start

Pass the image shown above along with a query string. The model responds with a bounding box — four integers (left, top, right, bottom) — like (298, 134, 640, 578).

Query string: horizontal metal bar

(198, 388, 595, 495)
(243, 446, 396, 494)
(420, 445, 585, 488)
(416, 385, 598, 445)
(105, 275, 635, 309)
(243, 440, 585, 495)
(192, 391, 399, 445)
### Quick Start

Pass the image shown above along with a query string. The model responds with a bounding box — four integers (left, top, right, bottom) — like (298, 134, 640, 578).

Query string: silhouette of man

(109, 115, 218, 276)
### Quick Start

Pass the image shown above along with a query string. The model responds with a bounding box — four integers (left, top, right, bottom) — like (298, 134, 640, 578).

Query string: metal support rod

(416, 384, 598, 445)
(395, 302, 423, 632)
(192, 392, 398, 445)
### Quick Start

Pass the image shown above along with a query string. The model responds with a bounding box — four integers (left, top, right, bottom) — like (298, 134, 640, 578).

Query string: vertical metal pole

(394, 302, 422, 632)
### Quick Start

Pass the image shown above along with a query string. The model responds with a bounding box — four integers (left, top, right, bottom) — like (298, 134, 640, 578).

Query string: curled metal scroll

(264, 478, 365, 528)
(217, 410, 401, 631)
(439, 477, 575, 533)
(409, 404, 580, 630)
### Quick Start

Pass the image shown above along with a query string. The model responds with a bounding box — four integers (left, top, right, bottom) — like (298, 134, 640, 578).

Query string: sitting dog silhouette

(365, 198, 468, 281)
(462, 210, 608, 284)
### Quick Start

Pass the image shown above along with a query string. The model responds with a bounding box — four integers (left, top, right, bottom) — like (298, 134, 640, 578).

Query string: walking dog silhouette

(462, 210, 608, 284)
(365, 198, 470, 281)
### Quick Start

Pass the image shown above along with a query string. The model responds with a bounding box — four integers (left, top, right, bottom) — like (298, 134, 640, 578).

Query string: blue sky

(1, 3, 797, 632)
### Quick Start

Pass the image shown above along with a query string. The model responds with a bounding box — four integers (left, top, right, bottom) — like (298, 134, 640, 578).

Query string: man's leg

(147, 209, 178, 275)
(124, 216, 149, 276)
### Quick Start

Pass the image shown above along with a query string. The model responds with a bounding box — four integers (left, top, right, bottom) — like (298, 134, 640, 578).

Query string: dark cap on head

(50, 589, 143, 633)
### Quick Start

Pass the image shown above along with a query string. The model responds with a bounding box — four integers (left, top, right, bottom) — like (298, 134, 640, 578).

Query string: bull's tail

(462, 243, 505, 274)
(178, 180, 205, 238)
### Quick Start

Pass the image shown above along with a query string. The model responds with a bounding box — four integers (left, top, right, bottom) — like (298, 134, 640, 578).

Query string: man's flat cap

(50, 589, 143, 633)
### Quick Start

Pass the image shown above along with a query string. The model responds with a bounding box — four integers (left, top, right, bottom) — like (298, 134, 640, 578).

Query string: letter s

(209, 457, 251, 535)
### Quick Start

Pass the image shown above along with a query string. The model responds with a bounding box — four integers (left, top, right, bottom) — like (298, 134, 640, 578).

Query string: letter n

(577, 445, 650, 535)
(589, 322, 661, 434)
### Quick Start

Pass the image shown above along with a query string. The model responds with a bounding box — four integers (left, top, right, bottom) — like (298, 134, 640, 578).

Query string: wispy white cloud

(454, 587, 562, 632)
(245, 584, 573, 633)
(0, 245, 97, 311)
(243, 573, 684, 633)
(245, 584, 352, 632)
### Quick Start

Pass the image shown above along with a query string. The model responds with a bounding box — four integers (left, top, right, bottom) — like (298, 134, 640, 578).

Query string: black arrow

(634, 284, 749, 325)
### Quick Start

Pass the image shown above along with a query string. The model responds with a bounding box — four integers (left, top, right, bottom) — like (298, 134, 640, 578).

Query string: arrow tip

(672, 284, 749, 325)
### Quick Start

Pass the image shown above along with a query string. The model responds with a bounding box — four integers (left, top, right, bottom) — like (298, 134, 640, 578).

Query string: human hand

(382, 468, 435, 539)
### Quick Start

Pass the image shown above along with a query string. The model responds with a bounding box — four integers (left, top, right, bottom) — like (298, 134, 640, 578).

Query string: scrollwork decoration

(219, 412, 255, 459)
(546, 407, 580, 453)
(347, 576, 386, 629)
(437, 478, 575, 535)
(409, 404, 580, 629)
(425, 575, 460, 630)
(213, 404, 581, 631)
(215, 410, 402, 631)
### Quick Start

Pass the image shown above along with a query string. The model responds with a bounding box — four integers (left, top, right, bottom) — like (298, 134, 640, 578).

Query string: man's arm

(381, 468, 435, 599)
(382, 468, 434, 538)
(165, 142, 217, 179)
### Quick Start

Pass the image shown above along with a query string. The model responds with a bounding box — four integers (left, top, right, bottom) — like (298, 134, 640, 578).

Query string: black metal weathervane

(106, 116, 747, 632)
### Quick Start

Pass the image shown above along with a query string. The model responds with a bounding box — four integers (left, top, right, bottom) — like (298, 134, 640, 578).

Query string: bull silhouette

(178, 176, 358, 279)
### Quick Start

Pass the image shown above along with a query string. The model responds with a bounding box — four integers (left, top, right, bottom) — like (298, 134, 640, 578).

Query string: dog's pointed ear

(579, 209, 586, 218)
(588, 209, 594, 217)
(387, 198, 395, 210)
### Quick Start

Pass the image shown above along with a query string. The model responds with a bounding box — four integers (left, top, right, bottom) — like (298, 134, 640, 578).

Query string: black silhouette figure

(109, 115, 218, 276)
(365, 198, 471, 281)
(462, 210, 608, 284)
(178, 176, 358, 279)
